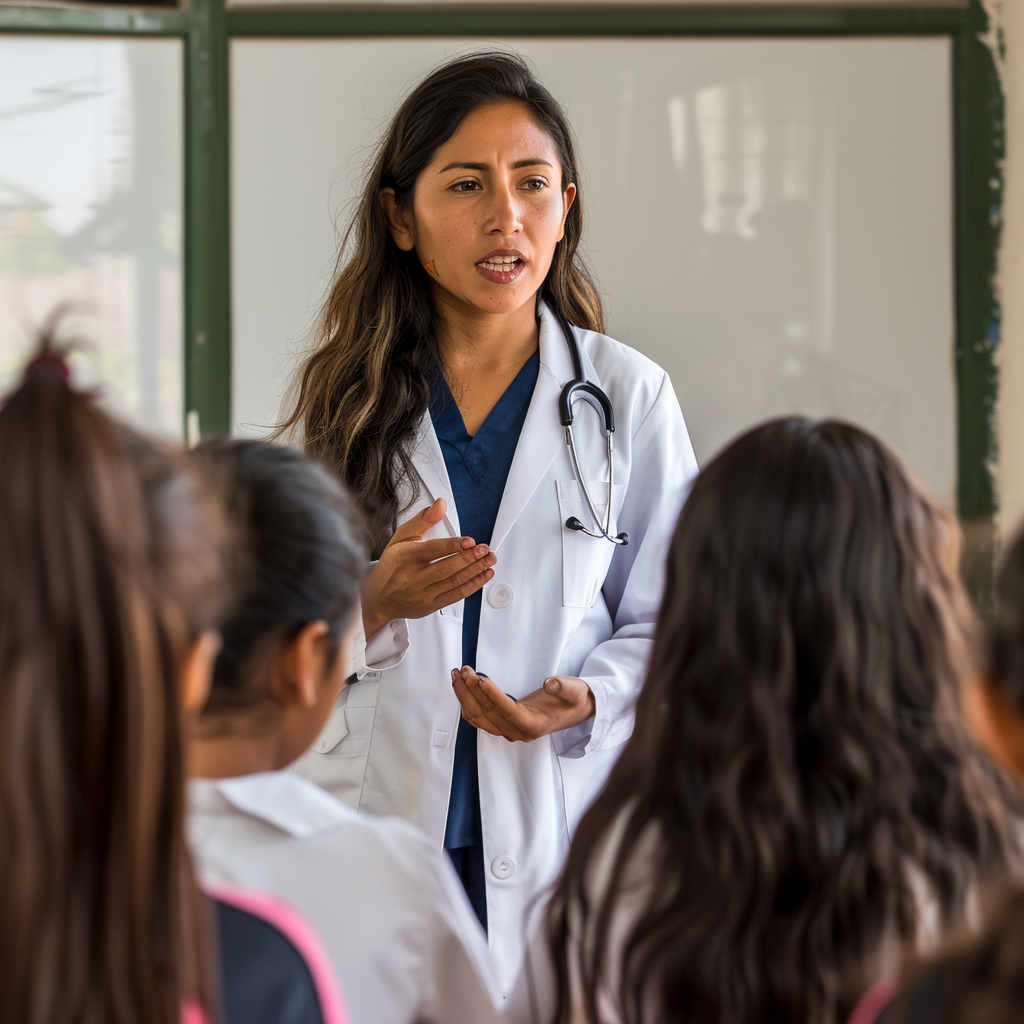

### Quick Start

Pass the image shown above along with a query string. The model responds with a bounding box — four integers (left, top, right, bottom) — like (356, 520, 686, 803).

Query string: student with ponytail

(0, 321, 346, 1024)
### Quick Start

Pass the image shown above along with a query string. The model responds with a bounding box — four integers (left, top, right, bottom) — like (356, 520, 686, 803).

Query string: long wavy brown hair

(876, 523, 1024, 1024)
(0, 321, 228, 1024)
(278, 50, 603, 553)
(544, 417, 1019, 1024)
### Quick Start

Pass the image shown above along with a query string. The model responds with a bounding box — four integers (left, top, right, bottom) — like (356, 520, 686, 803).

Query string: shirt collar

(537, 299, 580, 387)
(189, 771, 354, 839)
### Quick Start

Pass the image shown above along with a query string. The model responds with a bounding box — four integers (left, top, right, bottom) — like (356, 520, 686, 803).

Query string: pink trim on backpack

(847, 978, 897, 1024)
(182, 1000, 209, 1024)
(204, 883, 349, 1024)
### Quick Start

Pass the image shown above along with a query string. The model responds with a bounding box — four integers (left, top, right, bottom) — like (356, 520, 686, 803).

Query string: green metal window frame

(0, 0, 1004, 596)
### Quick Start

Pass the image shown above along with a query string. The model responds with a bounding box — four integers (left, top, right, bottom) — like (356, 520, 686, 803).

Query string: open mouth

(477, 255, 523, 273)
(475, 253, 527, 283)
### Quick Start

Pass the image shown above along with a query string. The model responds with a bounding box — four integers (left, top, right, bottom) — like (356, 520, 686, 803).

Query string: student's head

(281, 50, 601, 550)
(190, 440, 367, 770)
(870, 536, 1024, 1024)
(0, 327, 228, 1022)
(547, 417, 1016, 1024)
(969, 528, 1024, 777)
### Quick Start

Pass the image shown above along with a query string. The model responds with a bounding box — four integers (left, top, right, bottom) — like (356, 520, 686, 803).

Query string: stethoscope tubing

(554, 311, 629, 547)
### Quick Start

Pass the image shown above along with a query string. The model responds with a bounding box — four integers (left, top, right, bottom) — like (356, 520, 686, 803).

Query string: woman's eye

(451, 181, 481, 193)
(523, 178, 548, 191)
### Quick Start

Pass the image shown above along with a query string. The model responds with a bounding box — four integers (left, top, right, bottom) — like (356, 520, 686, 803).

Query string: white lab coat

(188, 772, 502, 1024)
(294, 303, 698, 996)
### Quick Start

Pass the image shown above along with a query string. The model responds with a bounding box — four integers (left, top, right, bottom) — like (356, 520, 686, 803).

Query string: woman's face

(382, 100, 576, 318)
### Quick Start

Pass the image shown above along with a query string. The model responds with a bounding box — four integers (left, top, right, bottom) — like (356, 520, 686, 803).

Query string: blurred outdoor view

(0, 37, 183, 435)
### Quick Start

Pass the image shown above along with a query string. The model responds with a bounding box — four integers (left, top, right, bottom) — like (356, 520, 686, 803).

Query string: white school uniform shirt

(294, 302, 699, 996)
(188, 772, 503, 1024)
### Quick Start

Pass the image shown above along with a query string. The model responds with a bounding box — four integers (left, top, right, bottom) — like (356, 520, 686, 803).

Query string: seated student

(512, 417, 1018, 1024)
(0, 332, 346, 1024)
(185, 438, 502, 1024)
(868, 523, 1024, 1024)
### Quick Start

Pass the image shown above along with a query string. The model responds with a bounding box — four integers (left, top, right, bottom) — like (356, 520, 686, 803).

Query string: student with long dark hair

(280, 50, 697, 990)
(867, 524, 1024, 1024)
(528, 418, 1017, 1024)
(0, 327, 346, 1024)
(186, 439, 501, 1024)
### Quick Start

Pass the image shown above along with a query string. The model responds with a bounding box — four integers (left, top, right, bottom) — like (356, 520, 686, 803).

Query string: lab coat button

(491, 856, 515, 879)
(487, 583, 514, 609)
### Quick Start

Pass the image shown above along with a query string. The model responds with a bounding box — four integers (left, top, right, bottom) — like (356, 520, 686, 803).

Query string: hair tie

(24, 351, 71, 383)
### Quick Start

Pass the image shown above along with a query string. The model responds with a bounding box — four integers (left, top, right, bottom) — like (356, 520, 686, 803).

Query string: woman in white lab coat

(187, 439, 502, 1024)
(282, 50, 698, 995)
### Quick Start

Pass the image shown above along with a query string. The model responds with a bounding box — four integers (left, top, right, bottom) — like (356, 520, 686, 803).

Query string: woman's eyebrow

(437, 158, 554, 173)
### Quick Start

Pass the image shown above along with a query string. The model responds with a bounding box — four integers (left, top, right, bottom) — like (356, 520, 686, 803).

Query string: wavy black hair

(545, 417, 1018, 1024)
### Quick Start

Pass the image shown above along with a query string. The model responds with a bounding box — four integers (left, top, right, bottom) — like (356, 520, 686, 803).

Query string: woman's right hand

(361, 498, 496, 639)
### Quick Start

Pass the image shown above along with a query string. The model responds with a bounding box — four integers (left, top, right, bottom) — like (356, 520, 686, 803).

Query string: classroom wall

(1000, 2, 1024, 539)
(231, 38, 957, 506)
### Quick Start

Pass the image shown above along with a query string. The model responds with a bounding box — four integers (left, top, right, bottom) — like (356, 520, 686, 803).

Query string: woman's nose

(484, 185, 523, 235)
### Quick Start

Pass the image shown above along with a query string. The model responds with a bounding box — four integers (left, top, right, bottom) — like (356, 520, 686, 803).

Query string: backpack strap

(205, 883, 349, 1024)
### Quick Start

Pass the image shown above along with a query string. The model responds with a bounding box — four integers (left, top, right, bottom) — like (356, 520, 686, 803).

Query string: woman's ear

(556, 182, 577, 243)
(181, 630, 222, 714)
(379, 189, 417, 252)
(280, 620, 332, 710)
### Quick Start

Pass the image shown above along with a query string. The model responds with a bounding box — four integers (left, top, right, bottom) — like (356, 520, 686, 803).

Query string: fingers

(451, 669, 505, 736)
(453, 668, 534, 742)
(548, 675, 595, 716)
(389, 498, 448, 545)
(432, 564, 495, 609)
(415, 536, 479, 562)
(430, 547, 495, 588)
(422, 497, 447, 525)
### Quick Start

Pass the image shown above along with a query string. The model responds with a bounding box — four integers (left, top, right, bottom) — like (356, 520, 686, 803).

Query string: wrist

(362, 608, 388, 641)
(360, 587, 389, 640)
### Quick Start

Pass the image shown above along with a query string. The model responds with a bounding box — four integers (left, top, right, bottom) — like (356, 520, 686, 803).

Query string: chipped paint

(980, 0, 1007, 94)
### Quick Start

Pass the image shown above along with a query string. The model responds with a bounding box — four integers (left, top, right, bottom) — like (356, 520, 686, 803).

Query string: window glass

(0, 37, 183, 436)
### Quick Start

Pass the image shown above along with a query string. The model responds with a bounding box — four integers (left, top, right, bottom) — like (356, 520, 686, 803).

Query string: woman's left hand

(451, 667, 595, 741)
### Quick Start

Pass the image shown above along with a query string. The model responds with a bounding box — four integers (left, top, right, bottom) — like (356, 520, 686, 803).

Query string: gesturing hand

(361, 499, 496, 639)
(451, 667, 595, 742)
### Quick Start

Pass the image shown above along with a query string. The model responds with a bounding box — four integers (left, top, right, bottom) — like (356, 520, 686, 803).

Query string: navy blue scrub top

(429, 351, 540, 850)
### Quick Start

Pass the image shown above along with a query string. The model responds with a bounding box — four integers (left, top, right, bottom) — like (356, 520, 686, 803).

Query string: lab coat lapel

(489, 304, 573, 553)
(410, 411, 461, 537)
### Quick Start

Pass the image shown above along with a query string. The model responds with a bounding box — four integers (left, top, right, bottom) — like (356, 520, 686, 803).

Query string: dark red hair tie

(24, 351, 71, 382)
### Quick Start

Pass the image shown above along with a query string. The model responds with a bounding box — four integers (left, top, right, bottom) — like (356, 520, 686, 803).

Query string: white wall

(232, 38, 956, 504)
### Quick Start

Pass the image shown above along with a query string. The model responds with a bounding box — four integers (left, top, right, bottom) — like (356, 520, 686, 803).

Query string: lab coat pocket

(310, 680, 379, 758)
(556, 480, 625, 609)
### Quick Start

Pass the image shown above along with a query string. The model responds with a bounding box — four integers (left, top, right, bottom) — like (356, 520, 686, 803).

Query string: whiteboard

(231, 38, 955, 505)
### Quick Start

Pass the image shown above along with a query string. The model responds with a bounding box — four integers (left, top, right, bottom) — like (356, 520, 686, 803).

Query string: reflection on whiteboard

(231, 38, 954, 506)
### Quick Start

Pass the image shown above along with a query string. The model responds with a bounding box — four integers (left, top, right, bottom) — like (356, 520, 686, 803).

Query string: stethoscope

(554, 310, 629, 546)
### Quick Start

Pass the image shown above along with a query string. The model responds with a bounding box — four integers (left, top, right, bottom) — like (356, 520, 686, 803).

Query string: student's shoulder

(292, 794, 440, 874)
